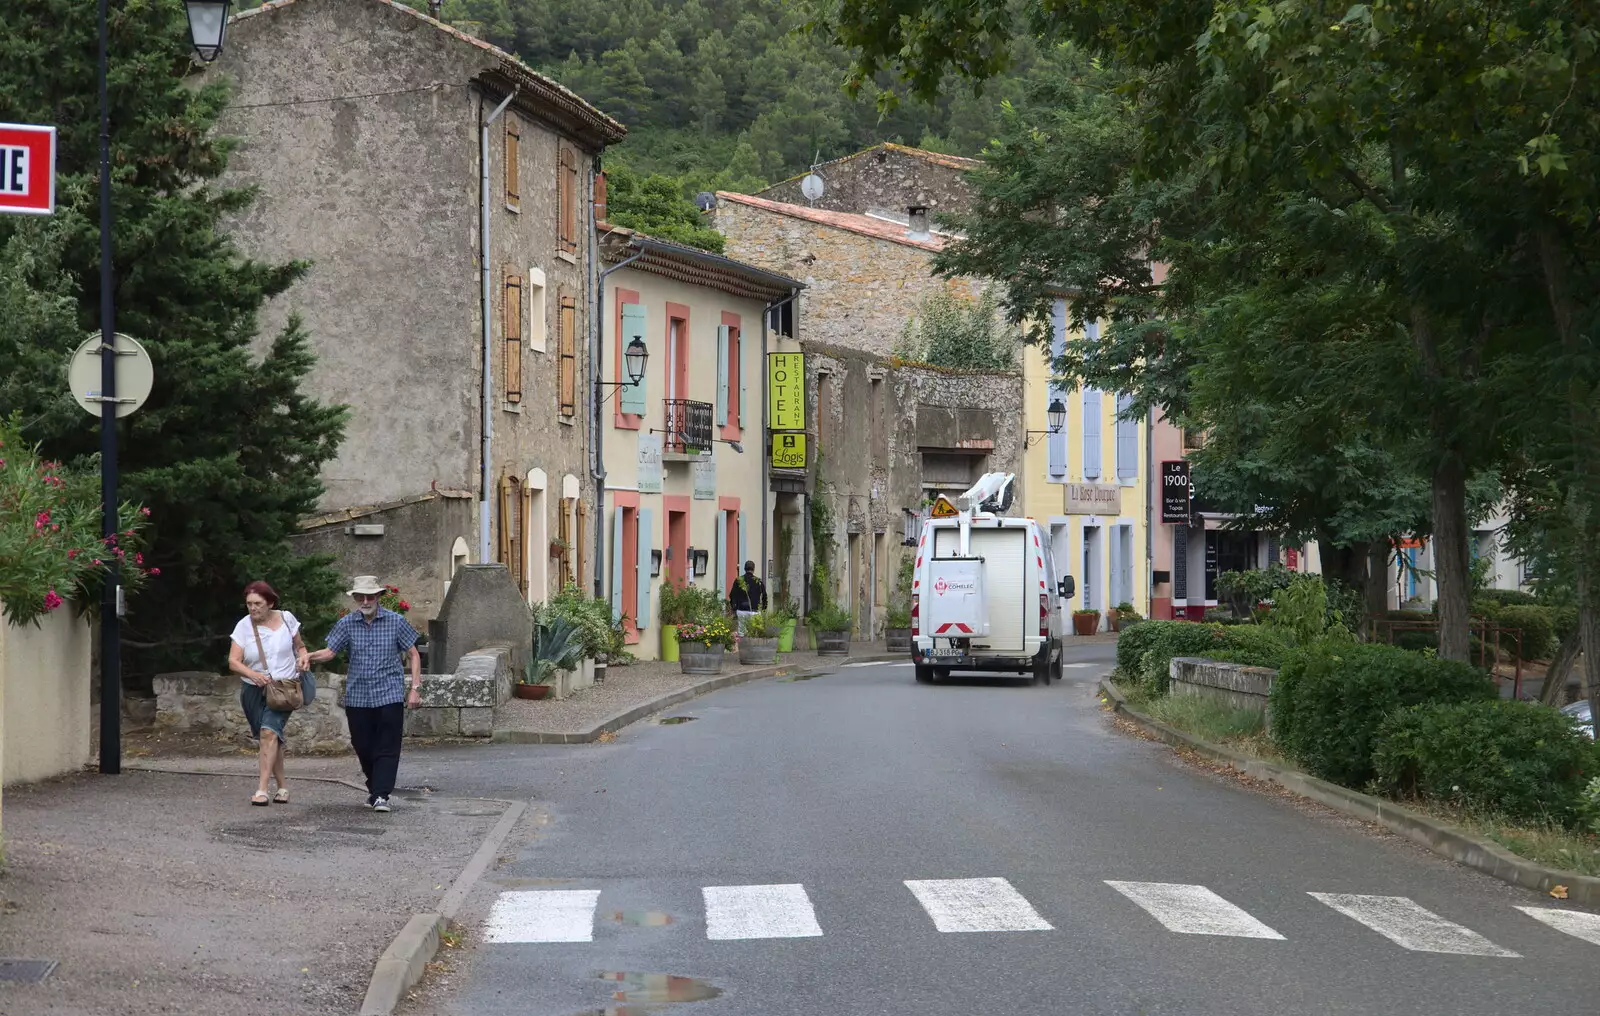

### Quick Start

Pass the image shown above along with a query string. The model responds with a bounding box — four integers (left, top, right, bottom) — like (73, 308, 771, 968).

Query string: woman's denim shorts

(240, 682, 290, 743)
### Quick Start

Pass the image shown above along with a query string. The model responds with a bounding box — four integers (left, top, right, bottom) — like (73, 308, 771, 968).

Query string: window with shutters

(558, 289, 577, 418)
(504, 115, 520, 211)
(557, 145, 578, 254)
(503, 272, 522, 405)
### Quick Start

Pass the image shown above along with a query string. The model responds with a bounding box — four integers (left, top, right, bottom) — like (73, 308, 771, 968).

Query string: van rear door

(934, 524, 1028, 654)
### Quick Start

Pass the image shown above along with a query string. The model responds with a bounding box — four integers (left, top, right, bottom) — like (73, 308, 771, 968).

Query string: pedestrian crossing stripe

(479, 880, 1600, 952)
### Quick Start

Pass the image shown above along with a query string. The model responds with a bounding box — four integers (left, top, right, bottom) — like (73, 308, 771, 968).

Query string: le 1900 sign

(1161, 460, 1191, 525)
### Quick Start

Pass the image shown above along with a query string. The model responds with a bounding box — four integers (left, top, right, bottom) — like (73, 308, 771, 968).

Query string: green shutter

(715, 510, 727, 600)
(738, 510, 748, 573)
(636, 508, 653, 628)
(737, 331, 748, 429)
(715, 325, 730, 426)
(610, 508, 624, 620)
(620, 303, 647, 415)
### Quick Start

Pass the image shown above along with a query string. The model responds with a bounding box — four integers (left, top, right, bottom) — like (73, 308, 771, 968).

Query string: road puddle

(779, 672, 828, 682)
(610, 910, 675, 927)
(597, 971, 723, 1004)
(657, 716, 696, 724)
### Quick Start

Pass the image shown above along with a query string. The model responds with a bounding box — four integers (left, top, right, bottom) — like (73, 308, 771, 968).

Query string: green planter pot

(807, 626, 817, 651)
(777, 620, 797, 653)
(661, 624, 680, 663)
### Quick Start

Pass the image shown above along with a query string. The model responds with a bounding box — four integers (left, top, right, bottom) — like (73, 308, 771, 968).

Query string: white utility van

(908, 473, 1075, 684)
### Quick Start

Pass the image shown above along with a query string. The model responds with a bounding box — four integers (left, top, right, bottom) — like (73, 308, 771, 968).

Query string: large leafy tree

(0, 0, 347, 674)
(825, 0, 1598, 664)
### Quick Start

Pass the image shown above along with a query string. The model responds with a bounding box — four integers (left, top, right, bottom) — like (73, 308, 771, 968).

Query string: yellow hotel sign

(767, 352, 805, 431)
(771, 432, 807, 469)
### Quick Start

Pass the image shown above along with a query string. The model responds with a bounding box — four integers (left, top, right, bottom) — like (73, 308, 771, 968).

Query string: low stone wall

(1169, 657, 1277, 723)
(152, 646, 514, 748)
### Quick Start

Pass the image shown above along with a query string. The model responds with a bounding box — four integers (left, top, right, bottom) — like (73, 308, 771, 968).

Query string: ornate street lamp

(184, 1, 233, 63)
(624, 336, 648, 386)
(1025, 399, 1068, 448)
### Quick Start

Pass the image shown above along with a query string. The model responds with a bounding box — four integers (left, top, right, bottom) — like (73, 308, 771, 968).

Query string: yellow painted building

(1021, 300, 1151, 632)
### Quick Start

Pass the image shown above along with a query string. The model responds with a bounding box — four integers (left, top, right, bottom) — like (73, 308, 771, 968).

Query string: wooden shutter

(576, 500, 589, 590)
(557, 497, 573, 589)
(558, 146, 578, 253)
(504, 272, 522, 404)
(505, 115, 520, 208)
(559, 290, 577, 416)
(508, 476, 525, 593)
(497, 478, 512, 564)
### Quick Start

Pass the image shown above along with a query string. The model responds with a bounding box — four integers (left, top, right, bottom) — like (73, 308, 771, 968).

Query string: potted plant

(1072, 608, 1102, 636)
(549, 537, 569, 558)
(770, 600, 799, 653)
(520, 616, 581, 699)
(676, 616, 735, 675)
(884, 603, 912, 653)
(1109, 601, 1142, 632)
(657, 580, 694, 662)
(811, 602, 853, 656)
(737, 610, 782, 665)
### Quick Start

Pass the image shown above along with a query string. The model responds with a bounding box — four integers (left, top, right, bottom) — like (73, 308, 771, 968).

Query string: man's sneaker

(365, 796, 376, 809)
(372, 796, 391, 813)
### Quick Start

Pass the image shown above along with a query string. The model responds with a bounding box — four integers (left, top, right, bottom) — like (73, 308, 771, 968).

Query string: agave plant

(525, 615, 584, 685)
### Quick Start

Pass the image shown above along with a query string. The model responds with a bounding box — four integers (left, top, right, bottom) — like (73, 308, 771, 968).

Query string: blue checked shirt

(327, 608, 419, 708)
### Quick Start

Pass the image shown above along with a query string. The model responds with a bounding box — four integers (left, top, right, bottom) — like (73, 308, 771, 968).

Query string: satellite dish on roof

(800, 173, 825, 202)
(695, 192, 716, 212)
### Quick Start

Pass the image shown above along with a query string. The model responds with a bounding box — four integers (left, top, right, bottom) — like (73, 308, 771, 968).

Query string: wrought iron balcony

(663, 399, 713, 455)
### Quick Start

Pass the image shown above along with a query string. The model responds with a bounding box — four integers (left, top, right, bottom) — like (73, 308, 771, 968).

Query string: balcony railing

(663, 399, 713, 455)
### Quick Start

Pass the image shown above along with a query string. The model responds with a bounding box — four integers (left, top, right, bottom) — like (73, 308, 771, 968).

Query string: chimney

(427, 0, 442, 18)
(594, 171, 608, 223)
(907, 205, 930, 241)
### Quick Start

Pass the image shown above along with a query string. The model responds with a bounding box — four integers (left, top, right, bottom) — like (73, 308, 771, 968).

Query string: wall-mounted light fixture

(692, 549, 710, 577)
(1024, 399, 1068, 448)
(650, 549, 663, 577)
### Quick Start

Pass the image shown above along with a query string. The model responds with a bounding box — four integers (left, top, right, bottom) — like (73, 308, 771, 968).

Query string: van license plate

(928, 648, 963, 657)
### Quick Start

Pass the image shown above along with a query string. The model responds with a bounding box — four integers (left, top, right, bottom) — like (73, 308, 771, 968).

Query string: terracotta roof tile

(715, 192, 947, 253)
(760, 142, 982, 192)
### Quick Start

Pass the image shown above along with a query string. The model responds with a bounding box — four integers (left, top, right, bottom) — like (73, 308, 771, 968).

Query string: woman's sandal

(273, 788, 290, 804)
(251, 791, 271, 807)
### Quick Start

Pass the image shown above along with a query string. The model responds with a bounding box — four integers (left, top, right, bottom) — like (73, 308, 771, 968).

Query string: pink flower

(135, 552, 143, 565)
(139, 507, 151, 517)
(67, 549, 78, 559)
(91, 559, 102, 567)
(149, 567, 160, 576)
(42, 590, 63, 612)
(35, 511, 50, 529)
(398, 600, 410, 612)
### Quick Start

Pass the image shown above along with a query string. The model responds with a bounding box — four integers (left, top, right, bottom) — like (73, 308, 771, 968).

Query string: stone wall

(757, 145, 978, 218)
(152, 646, 514, 749)
(1169, 657, 1276, 722)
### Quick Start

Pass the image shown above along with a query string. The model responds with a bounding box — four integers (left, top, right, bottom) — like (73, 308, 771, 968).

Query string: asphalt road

(401, 643, 1599, 1016)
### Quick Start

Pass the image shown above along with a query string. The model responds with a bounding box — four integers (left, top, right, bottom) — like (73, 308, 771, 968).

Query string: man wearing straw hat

(305, 575, 422, 813)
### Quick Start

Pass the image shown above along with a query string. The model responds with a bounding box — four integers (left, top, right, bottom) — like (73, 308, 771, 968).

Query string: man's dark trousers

(347, 702, 405, 800)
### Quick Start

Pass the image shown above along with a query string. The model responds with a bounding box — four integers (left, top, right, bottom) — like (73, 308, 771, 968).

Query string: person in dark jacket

(729, 560, 768, 631)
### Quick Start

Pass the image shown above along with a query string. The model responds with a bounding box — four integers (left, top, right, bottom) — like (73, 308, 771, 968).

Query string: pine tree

(0, 0, 347, 674)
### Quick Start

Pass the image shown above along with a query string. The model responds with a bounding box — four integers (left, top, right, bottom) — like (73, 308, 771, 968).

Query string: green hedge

(1372, 700, 1598, 826)
(1114, 620, 1289, 694)
(1474, 589, 1540, 608)
(1270, 641, 1497, 787)
(1494, 604, 1556, 660)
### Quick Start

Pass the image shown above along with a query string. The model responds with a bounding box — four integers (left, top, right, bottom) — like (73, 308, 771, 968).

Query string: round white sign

(68, 333, 154, 419)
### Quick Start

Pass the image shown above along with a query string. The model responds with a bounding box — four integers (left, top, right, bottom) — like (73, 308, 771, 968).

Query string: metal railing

(663, 399, 713, 455)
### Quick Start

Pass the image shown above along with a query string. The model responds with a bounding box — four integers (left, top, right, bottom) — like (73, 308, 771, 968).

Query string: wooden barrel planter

(738, 637, 779, 666)
(816, 631, 850, 656)
(885, 627, 912, 653)
(679, 642, 725, 675)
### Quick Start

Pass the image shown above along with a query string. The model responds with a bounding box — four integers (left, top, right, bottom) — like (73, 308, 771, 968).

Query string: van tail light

(911, 594, 920, 637)
(1040, 593, 1050, 636)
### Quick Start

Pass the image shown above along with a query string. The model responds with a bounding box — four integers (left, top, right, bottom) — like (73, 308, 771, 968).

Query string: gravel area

(493, 644, 891, 735)
(0, 767, 505, 1016)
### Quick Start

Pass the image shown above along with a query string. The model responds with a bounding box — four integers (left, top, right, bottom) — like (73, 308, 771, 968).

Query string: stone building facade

(217, 0, 625, 624)
(757, 143, 979, 220)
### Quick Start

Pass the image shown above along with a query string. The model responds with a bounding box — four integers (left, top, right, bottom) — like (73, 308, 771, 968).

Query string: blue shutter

(636, 508, 652, 628)
(1116, 394, 1137, 480)
(1108, 526, 1121, 607)
(737, 331, 748, 430)
(620, 303, 647, 415)
(715, 510, 728, 600)
(715, 326, 730, 426)
(610, 508, 625, 620)
(1082, 389, 1102, 479)
(1047, 300, 1068, 481)
(738, 510, 748, 575)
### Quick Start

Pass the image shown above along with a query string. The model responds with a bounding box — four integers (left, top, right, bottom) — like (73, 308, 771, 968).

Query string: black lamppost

(597, 337, 650, 403)
(1024, 399, 1068, 448)
(98, 0, 233, 775)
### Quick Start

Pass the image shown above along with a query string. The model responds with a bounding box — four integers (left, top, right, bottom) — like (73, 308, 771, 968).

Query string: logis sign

(0, 123, 57, 216)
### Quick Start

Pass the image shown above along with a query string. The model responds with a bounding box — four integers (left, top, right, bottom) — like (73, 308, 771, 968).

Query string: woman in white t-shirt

(227, 580, 310, 806)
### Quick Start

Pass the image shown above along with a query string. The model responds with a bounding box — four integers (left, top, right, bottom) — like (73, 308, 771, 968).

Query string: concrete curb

(126, 763, 369, 794)
(491, 653, 905, 744)
(1099, 678, 1600, 908)
(358, 798, 530, 1016)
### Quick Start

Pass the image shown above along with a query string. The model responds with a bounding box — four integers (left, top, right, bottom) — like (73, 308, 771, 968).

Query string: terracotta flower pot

(1072, 612, 1101, 636)
(514, 683, 551, 700)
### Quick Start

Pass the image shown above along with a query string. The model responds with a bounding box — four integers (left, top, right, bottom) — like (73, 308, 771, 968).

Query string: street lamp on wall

(1024, 399, 1067, 448)
(184, 1, 233, 62)
(597, 337, 649, 405)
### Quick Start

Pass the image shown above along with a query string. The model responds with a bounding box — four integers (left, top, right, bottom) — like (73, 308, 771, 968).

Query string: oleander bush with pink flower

(0, 418, 150, 626)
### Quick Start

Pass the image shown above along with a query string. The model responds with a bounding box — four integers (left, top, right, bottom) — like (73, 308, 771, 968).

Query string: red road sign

(0, 123, 57, 216)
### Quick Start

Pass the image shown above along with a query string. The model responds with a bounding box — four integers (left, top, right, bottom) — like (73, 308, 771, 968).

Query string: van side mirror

(1058, 576, 1075, 600)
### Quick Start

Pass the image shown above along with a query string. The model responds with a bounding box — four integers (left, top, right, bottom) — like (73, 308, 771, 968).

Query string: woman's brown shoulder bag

(253, 619, 304, 713)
